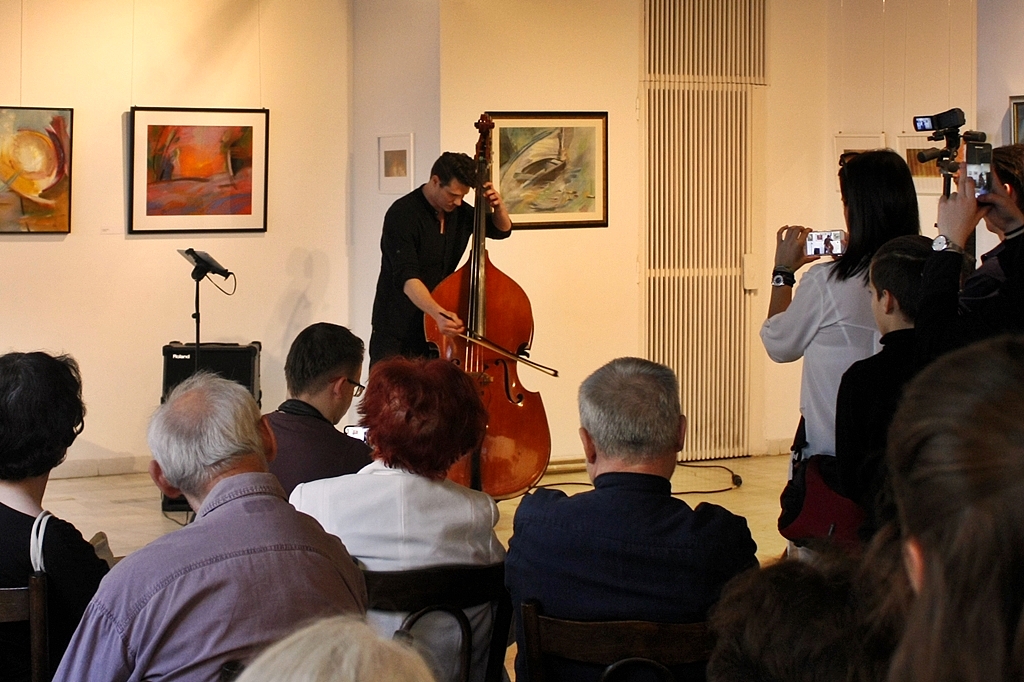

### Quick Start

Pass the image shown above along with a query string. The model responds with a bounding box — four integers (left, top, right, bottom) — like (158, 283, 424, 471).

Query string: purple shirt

(54, 472, 367, 682)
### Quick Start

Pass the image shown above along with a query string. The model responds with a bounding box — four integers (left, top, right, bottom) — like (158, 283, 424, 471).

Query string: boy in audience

(834, 235, 932, 538)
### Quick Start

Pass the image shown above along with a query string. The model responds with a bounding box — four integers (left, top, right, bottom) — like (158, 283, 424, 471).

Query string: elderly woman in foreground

(290, 357, 505, 682)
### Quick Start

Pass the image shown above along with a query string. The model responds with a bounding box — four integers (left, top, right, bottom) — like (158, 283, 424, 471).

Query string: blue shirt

(54, 472, 367, 682)
(506, 471, 757, 681)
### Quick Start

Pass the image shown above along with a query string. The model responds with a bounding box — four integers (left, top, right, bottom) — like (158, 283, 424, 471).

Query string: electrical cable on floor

(670, 461, 743, 495)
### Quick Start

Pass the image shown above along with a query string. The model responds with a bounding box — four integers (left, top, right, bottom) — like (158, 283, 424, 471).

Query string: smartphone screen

(965, 142, 993, 197)
(805, 230, 844, 257)
(343, 425, 369, 443)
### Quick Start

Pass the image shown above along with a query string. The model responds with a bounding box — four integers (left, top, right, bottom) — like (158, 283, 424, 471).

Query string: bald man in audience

(505, 357, 758, 682)
(266, 323, 372, 496)
(54, 373, 367, 682)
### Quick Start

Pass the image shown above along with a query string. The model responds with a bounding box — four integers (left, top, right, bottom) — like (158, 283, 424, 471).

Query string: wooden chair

(0, 572, 49, 682)
(362, 563, 512, 682)
(520, 600, 714, 682)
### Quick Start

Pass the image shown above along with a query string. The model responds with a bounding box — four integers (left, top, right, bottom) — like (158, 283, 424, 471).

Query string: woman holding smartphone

(761, 150, 919, 464)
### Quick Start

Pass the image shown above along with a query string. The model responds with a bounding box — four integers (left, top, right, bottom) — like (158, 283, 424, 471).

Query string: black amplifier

(161, 342, 261, 406)
(160, 341, 262, 513)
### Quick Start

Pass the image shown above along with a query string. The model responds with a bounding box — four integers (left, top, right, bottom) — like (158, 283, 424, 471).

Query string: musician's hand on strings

(481, 182, 512, 232)
(435, 310, 465, 337)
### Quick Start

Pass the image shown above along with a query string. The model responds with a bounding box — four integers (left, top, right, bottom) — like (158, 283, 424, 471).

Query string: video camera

(913, 107, 987, 197)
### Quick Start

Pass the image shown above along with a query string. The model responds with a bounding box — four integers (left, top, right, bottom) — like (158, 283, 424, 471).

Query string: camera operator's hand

(977, 188, 1024, 239)
(937, 175, 987, 249)
(774, 225, 820, 272)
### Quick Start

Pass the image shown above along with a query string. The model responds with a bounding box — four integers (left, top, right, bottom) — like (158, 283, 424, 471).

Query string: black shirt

(834, 328, 920, 537)
(0, 503, 109, 680)
(371, 185, 509, 341)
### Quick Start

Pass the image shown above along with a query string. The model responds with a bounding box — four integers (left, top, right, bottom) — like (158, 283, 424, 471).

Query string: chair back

(520, 600, 713, 682)
(363, 563, 512, 682)
(0, 572, 49, 682)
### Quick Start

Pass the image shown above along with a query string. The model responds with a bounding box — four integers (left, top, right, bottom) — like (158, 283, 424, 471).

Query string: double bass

(425, 114, 555, 500)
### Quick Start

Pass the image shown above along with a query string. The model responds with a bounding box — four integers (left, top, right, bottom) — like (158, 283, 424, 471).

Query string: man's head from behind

(0, 351, 85, 481)
(578, 357, 685, 479)
(868, 235, 932, 334)
(148, 372, 271, 501)
(284, 323, 364, 422)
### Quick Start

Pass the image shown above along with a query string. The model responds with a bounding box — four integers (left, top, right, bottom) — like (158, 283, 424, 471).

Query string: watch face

(933, 235, 949, 251)
(772, 274, 785, 286)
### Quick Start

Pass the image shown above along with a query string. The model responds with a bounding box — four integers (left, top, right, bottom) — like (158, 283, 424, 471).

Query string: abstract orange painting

(129, 107, 268, 233)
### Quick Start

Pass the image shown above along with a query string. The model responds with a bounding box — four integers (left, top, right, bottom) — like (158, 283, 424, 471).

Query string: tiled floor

(44, 454, 790, 562)
(43, 454, 791, 679)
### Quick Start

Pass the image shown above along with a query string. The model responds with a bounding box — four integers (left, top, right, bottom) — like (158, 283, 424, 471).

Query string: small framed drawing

(1011, 96, 1024, 145)
(379, 134, 414, 194)
(832, 133, 885, 192)
(896, 134, 942, 196)
(128, 107, 269, 233)
(487, 111, 608, 229)
(0, 106, 73, 233)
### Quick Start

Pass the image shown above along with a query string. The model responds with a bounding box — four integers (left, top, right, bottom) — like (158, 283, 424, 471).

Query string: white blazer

(291, 460, 506, 682)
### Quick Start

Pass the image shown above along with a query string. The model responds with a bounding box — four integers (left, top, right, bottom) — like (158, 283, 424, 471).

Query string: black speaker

(160, 341, 262, 515)
(162, 342, 261, 406)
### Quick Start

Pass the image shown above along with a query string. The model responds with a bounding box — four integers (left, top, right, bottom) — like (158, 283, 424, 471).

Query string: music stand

(177, 249, 232, 372)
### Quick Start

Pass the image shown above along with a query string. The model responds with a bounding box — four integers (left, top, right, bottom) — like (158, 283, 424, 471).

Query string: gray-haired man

(55, 373, 367, 682)
(505, 357, 757, 682)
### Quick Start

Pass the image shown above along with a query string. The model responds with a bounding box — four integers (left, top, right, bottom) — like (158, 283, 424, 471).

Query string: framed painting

(896, 133, 942, 196)
(487, 111, 608, 229)
(0, 106, 73, 233)
(1011, 96, 1024, 145)
(379, 133, 414, 194)
(129, 107, 269, 233)
(832, 133, 885, 192)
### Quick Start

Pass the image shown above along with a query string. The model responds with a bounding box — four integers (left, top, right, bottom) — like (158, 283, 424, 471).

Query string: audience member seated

(235, 615, 436, 682)
(0, 352, 109, 681)
(834, 235, 932, 538)
(886, 335, 1024, 682)
(505, 357, 758, 682)
(267, 323, 372, 495)
(708, 556, 860, 682)
(54, 373, 367, 682)
(290, 357, 505, 682)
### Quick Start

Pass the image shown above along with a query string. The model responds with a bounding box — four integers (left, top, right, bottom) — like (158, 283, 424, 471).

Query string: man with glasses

(266, 323, 372, 495)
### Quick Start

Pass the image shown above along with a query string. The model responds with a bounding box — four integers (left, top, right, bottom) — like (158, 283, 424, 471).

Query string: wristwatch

(771, 268, 796, 287)
(932, 235, 964, 254)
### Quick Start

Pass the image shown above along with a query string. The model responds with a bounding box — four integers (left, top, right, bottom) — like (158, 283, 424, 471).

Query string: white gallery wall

(0, 0, 353, 476)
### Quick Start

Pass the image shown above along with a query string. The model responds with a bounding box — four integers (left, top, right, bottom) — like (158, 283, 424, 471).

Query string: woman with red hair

(290, 357, 505, 682)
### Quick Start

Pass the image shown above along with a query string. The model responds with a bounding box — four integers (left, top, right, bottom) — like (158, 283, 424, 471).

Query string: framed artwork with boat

(487, 111, 607, 229)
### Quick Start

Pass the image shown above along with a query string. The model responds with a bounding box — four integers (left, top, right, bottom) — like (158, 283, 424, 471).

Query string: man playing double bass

(369, 151, 512, 366)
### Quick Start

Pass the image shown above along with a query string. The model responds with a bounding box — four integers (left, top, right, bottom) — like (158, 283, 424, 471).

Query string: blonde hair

(235, 616, 436, 682)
